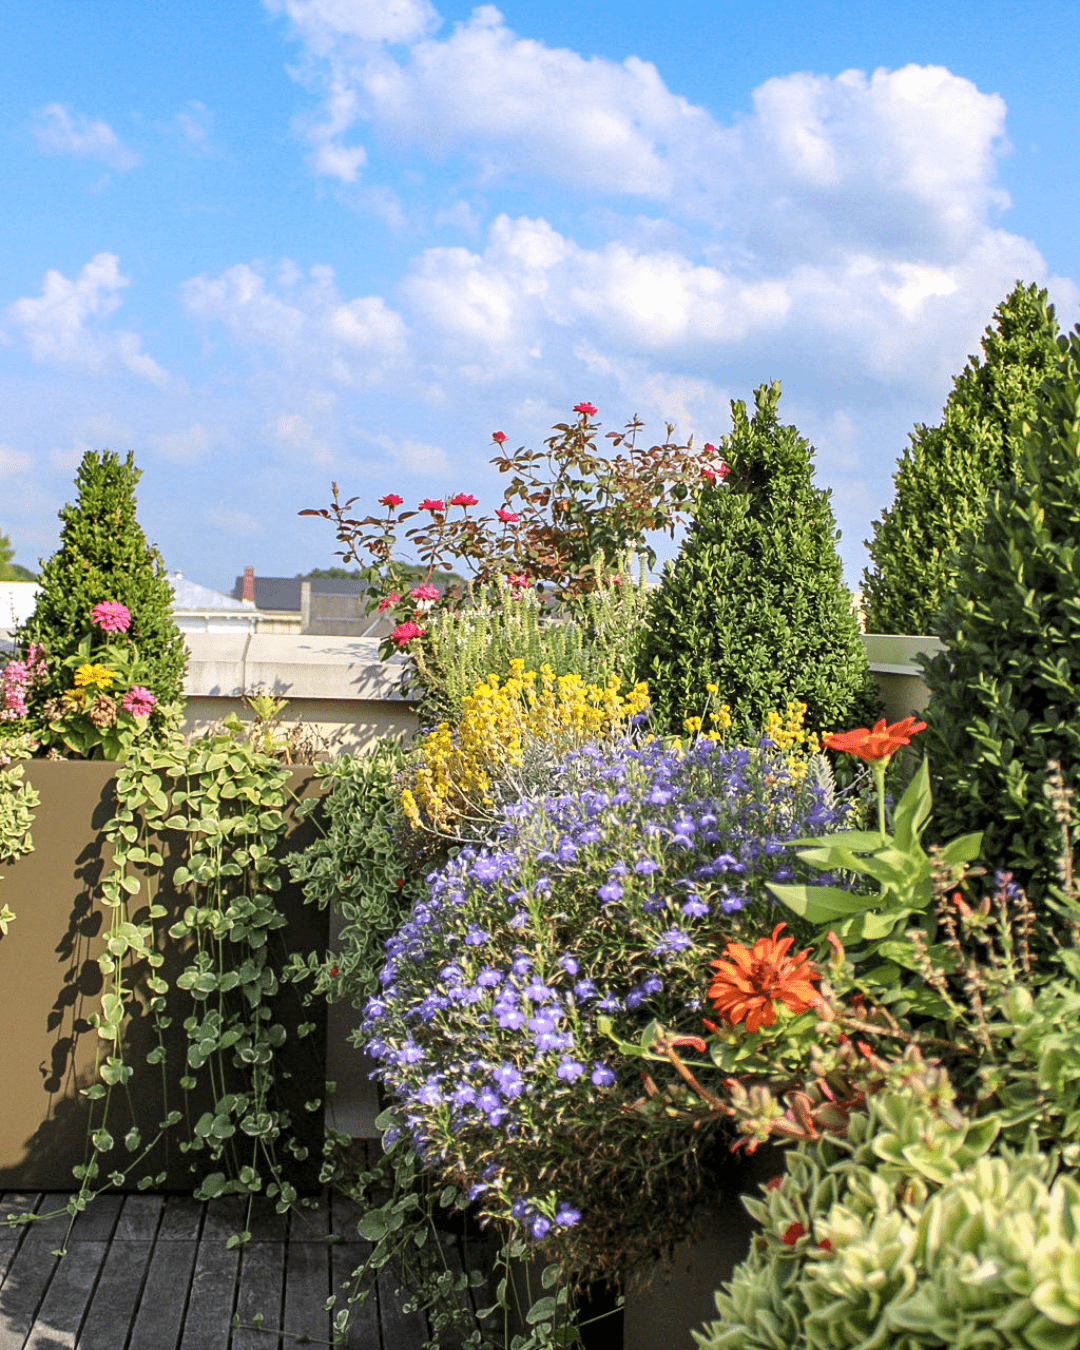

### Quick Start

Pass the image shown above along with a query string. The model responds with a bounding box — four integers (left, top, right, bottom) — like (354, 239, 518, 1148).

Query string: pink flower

(449, 493, 479, 507)
(702, 467, 717, 482)
(703, 443, 716, 454)
(91, 600, 131, 634)
(496, 508, 520, 523)
(391, 620, 425, 646)
(418, 498, 446, 512)
(410, 583, 440, 602)
(718, 461, 730, 477)
(507, 572, 530, 593)
(379, 493, 404, 508)
(492, 431, 507, 443)
(573, 402, 598, 416)
(122, 686, 156, 718)
(377, 591, 401, 613)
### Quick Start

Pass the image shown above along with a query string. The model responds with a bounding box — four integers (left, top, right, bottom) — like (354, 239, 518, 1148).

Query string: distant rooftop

(170, 573, 255, 612)
(231, 574, 371, 614)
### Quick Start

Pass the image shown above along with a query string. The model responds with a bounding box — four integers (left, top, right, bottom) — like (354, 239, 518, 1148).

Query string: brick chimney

(242, 566, 255, 604)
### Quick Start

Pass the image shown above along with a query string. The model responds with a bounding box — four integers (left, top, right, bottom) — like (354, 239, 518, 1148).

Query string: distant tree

(636, 382, 878, 741)
(862, 282, 1061, 635)
(300, 567, 366, 580)
(0, 531, 36, 581)
(22, 450, 187, 708)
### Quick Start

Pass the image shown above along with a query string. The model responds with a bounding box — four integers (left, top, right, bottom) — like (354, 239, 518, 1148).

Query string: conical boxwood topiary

(637, 382, 878, 741)
(921, 327, 1080, 899)
(863, 282, 1061, 636)
(22, 450, 187, 713)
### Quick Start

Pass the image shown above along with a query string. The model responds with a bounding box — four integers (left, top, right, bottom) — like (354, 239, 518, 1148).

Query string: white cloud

(0, 444, 33, 476)
(147, 423, 219, 464)
(7, 254, 169, 387)
(176, 101, 214, 152)
(31, 103, 140, 170)
(181, 258, 408, 386)
(267, 0, 439, 49)
(271, 411, 336, 464)
(206, 507, 263, 536)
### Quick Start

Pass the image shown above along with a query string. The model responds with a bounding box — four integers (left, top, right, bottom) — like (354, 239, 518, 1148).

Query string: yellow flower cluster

(683, 682, 732, 742)
(762, 700, 821, 783)
(73, 663, 114, 691)
(407, 660, 650, 831)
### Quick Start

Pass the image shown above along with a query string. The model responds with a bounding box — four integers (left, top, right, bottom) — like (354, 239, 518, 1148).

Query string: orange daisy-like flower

(821, 716, 926, 761)
(707, 923, 823, 1033)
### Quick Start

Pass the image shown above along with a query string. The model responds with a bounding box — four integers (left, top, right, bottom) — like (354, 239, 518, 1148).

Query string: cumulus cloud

(31, 103, 140, 170)
(147, 423, 220, 464)
(182, 259, 408, 386)
(7, 254, 169, 386)
(0, 444, 33, 476)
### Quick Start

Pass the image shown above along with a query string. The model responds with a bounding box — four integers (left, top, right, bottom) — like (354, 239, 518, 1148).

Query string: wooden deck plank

(113, 1194, 163, 1242)
(329, 1244, 379, 1350)
(0, 1242, 60, 1350)
(76, 1239, 154, 1350)
(199, 1198, 246, 1246)
(177, 1240, 239, 1350)
(376, 1264, 429, 1350)
(126, 1238, 198, 1350)
(157, 1196, 204, 1243)
(232, 1242, 285, 1350)
(282, 1238, 330, 1347)
(67, 1195, 123, 1244)
(19, 1195, 73, 1249)
(23, 1239, 108, 1350)
(287, 1195, 329, 1243)
(244, 1198, 287, 1245)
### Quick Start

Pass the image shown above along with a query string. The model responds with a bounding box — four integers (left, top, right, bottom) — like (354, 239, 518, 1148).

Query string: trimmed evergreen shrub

(921, 327, 1080, 899)
(21, 450, 187, 714)
(863, 282, 1061, 635)
(637, 382, 878, 741)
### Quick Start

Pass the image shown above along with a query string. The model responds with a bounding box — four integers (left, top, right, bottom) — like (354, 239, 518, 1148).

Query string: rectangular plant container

(0, 760, 328, 1191)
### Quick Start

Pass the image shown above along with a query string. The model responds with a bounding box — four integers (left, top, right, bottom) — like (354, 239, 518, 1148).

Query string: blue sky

(3, 0, 1078, 593)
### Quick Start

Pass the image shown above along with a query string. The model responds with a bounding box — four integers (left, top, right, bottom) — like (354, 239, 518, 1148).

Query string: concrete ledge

(863, 633, 944, 675)
(182, 631, 410, 702)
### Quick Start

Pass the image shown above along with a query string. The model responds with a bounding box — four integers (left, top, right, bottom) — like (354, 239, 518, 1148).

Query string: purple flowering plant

(361, 731, 846, 1282)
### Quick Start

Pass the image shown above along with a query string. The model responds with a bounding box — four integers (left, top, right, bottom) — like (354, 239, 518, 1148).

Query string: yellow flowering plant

(402, 660, 650, 836)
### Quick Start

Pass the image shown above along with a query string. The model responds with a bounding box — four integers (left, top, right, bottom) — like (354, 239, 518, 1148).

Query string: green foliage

(920, 329, 1080, 899)
(62, 727, 320, 1211)
(287, 741, 425, 1006)
(0, 760, 38, 932)
(771, 759, 982, 954)
(412, 565, 651, 726)
(695, 1087, 1080, 1350)
(637, 382, 878, 741)
(21, 450, 187, 715)
(0, 530, 36, 581)
(863, 282, 1062, 635)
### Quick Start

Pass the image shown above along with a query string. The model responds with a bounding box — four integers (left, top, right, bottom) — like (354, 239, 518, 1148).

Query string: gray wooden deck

(0, 1189, 450, 1350)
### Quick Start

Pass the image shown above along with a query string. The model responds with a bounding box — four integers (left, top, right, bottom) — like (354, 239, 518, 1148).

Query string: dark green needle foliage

(637, 381, 878, 741)
(863, 282, 1061, 635)
(922, 327, 1080, 900)
(22, 450, 187, 707)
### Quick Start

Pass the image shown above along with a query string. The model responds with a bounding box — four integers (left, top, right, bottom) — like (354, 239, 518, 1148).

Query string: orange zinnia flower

(707, 923, 823, 1033)
(822, 716, 926, 761)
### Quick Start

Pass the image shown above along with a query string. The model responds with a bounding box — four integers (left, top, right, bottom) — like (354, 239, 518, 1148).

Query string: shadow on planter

(0, 760, 328, 1192)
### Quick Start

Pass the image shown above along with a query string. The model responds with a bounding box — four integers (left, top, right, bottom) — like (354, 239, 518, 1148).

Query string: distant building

(231, 567, 392, 638)
(168, 573, 260, 633)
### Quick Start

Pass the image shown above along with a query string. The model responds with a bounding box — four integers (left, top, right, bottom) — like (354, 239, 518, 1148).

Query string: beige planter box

(0, 761, 328, 1191)
(863, 633, 943, 724)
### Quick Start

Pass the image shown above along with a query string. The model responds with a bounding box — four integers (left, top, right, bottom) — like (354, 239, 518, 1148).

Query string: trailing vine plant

(0, 752, 39, 934)
(15, 726, 324, 1249)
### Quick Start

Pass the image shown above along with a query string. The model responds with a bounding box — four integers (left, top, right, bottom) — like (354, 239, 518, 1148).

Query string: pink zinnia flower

(377, 591, 401, 613)
(496, 507, 520, 523)
(492, 431, 507, 443)
(91, 600, 131, 633)
(122, 686, 156, 718)
(449, 492, 479, 507)
(418, 498, 446, 512)
(391, 620, 425, 646)
(573, 402, 598, 416)
(410, 583, 440, 602)
(379, 493, 404, 507)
